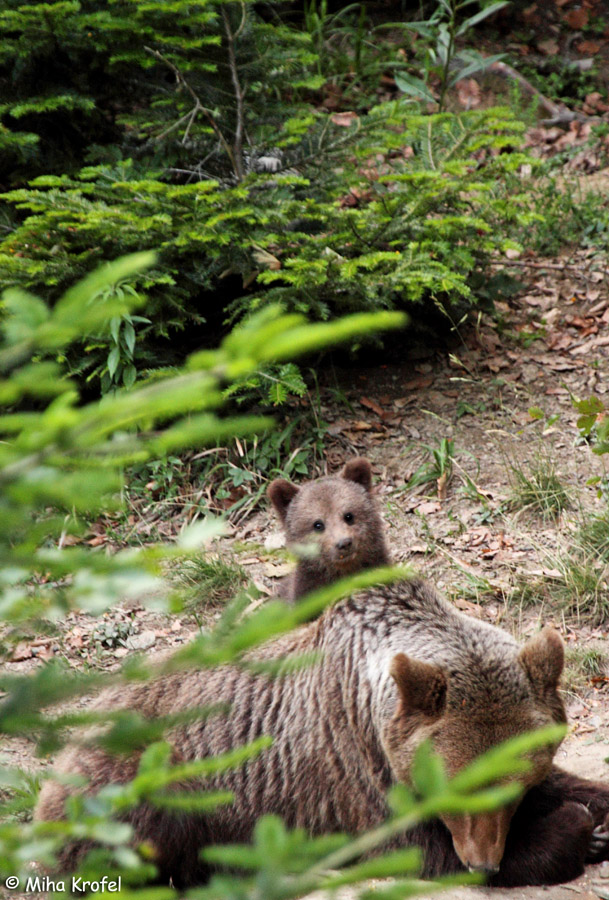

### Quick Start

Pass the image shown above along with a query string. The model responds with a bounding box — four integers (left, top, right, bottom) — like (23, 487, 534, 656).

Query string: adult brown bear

(35, 578, 609, 888)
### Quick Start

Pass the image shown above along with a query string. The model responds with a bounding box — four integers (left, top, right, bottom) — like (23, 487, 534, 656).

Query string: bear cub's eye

(313, 520, 325, 531)
(344, 512, 354, 525)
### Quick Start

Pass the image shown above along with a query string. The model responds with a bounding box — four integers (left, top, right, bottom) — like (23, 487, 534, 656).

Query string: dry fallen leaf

(415, 500, 442, 515)
(577, 42, 603, 56)
(454, 597, 482, 615)
(330, 111, 359, 127)
(252, 246, 281, 271)
(570, 336, 609, 356)
(484, 355, 510, 372)
(360, 396, 386, 418)
(456, 78, 481, 109)
(327, 420, 351, 436)
(402, 376, 434, 391)
(564, 7, 589, 28)
(9, 643, 33, 662)
(538, 38, 560, 56)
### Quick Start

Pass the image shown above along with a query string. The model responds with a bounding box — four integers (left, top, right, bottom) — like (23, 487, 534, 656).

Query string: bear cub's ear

(390, 653, 447, 717)
(342, 457, 373, 492)
(519, 627, 564, 694)
(268, 479, 299, 522)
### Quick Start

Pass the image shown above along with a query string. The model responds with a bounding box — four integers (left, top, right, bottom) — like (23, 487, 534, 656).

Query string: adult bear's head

(381, 627, 566, 875)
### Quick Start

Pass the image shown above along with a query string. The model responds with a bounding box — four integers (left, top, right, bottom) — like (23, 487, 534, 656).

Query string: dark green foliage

(0, 0, 538, 391)
(0, 0, 318, 181)
(0, 107, 534, 387)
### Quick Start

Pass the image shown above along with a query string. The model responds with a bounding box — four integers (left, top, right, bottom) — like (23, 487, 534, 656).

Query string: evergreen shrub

(0, 1, 538, 387)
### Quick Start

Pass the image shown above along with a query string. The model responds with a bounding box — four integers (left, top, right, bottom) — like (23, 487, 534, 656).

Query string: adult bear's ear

(519, 627, 564, 694)
(342, 457, 372, 492)
(267, 479, 299, 523)
(389, 653, 447, 717)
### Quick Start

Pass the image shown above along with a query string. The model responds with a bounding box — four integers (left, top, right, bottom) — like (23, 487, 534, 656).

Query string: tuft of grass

(506, 575, 544, 612)
(508, 453, 570, 520)
(577, 511, 609, 563)
(565, 646, 607, 692)
(176, 556, 248, 610)
(445, 570, 499, 606)
(568, 646, 606, 678)
(532, 556, 609, 624)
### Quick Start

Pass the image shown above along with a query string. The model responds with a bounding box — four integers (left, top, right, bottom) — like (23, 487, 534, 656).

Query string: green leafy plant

(0, 0, 536, 395)
(517, 59, 599, 106)
(407, 437, 455, 496)
(574, 394, 609, 457)
(542, 554, 609, 625)
(0, 0, 320, 181)
(302, 0, 401, 96)
(577, 511, 609, 562)
(394, 0, 508, 110)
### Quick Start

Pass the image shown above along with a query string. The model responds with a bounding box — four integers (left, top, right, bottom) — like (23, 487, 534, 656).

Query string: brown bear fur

(35, 578, 609, 887)
(267, 457, 390, 600)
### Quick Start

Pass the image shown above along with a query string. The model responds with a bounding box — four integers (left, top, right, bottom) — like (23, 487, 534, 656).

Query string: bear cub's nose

(336, 537, 353, 551)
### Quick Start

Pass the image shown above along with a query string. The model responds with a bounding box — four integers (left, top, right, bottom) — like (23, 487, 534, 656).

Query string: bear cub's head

(382, 627, 566, 876)
(268, 458, 385, 577)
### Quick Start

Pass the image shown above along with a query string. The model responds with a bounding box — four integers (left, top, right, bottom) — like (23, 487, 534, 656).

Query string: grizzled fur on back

(267, 457, 389, 601)
(35, 578, 609, 888)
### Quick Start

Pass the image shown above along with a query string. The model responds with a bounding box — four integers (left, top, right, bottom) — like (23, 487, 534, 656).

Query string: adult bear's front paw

(587, 811, 609, 863)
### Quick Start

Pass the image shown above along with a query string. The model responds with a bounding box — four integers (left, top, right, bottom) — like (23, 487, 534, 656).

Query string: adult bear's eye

(344, 512, 354, 525)
(313, 520, 325, 531)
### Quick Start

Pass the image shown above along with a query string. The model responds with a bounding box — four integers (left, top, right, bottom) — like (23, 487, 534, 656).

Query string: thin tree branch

(221, 4, 246, 181)
(144, 46, 237, 176)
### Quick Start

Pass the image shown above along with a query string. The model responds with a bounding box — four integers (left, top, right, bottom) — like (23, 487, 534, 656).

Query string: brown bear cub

(36, 578, 609, 888)
(267, 457, 390, 600)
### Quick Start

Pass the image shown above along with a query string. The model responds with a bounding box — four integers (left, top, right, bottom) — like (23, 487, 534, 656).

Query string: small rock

(263, 562, 293, 579)
(598, 860, 609, 878)
(264, 532, 285, 551)
(126, 630, 156, 651)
